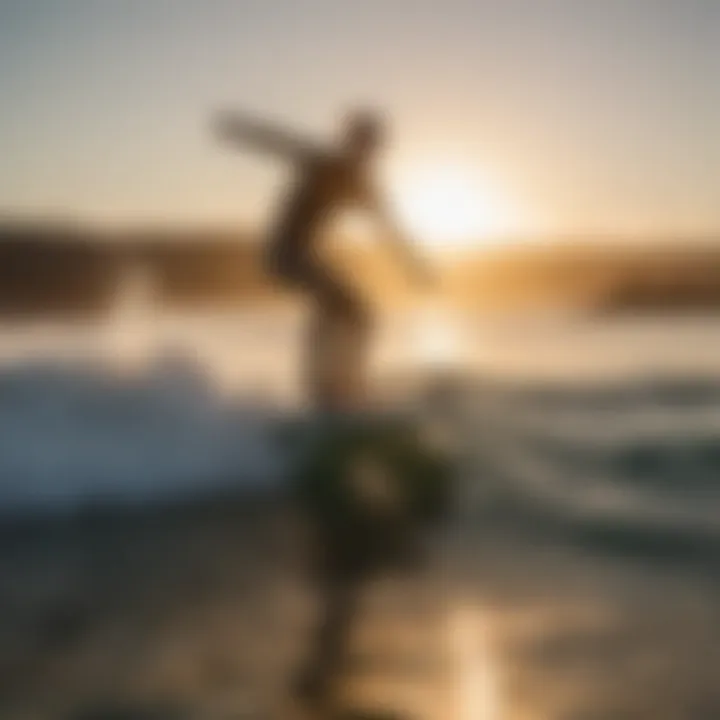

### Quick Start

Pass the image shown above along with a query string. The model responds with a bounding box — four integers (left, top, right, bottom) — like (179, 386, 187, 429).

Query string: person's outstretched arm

(364, 189, 435, 288)
(213, 110, 322, 162)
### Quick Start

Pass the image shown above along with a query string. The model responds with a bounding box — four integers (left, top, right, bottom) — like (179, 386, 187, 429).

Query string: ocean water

(0, 308, 718, 519)
(0, 308, 718, 718)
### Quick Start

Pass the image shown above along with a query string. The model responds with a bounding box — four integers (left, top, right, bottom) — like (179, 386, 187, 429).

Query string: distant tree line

(452, 242, 720, 313)
(0, 222, 719, 318)
(0, 222, 271, 319)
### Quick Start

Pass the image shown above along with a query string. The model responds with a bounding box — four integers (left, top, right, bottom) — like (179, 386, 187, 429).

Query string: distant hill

(0, 220, 719, 318)
(0, 222, 120, 318)
(450, 242, 720, 313)
(0, 221, 401, 318)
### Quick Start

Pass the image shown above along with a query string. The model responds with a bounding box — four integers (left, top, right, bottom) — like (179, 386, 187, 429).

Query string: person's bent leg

(304, 304, 335, 410)
(319, 285, 372, 412)
(303, 263, 373, 413)
(337, 299, 372, 410)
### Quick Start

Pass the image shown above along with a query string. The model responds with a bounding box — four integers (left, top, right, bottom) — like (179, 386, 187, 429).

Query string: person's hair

(343, 110, 385, 149)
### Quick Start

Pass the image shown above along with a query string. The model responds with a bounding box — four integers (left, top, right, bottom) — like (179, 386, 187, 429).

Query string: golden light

(390, 164, 518, 250)
(411, 301, 464, 366)
(448, 606, 502, 720)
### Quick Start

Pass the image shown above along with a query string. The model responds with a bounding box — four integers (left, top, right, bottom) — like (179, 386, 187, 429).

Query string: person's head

(340, 109, 385, 161)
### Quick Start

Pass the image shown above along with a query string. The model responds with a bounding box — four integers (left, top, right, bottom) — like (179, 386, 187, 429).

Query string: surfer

(214, 108, 432, 411)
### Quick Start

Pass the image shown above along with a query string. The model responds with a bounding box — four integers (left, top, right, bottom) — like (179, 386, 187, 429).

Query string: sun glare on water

(448, 607, 502, 720)
(411, 303, 464, 367)
(391, 164, 519, 251)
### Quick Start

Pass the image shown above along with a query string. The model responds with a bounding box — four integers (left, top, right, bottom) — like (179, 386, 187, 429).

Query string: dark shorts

(266, 248, 369, 326)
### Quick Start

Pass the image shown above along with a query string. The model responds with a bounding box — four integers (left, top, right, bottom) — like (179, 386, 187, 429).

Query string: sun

(390, 164, 518, 250)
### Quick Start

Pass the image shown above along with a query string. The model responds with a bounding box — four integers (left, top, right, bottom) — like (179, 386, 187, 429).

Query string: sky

(1, 0, 719, 239)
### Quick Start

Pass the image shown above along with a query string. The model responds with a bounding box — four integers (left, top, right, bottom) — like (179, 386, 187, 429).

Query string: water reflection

(0, 312, 719, 718)
(448, 606, 502, 720)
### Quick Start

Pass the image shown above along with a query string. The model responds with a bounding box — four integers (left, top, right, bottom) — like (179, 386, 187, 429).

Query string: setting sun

(391, 164, 519, 250)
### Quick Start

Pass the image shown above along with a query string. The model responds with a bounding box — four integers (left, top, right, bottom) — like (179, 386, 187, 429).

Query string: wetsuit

(265, 151, 376, 408)
(267, 152, 373, 322)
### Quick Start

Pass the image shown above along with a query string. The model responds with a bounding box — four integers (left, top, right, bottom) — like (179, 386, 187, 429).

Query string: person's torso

(272, 153, 369, 253)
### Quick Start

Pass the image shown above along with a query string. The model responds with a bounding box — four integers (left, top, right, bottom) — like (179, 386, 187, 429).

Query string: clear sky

(1, 0, 719, 238)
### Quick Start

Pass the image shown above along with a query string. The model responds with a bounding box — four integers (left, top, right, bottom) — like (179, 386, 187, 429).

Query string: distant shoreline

(1, 220, 720, 317)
